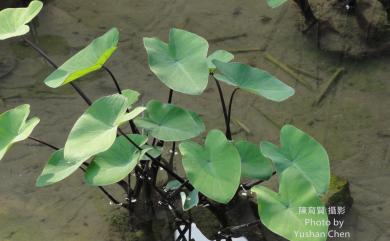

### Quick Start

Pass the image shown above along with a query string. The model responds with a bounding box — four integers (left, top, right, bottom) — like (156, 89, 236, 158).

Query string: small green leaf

(36, 149, 87, 187)
(144, 28, 209, 95)
(0, 1, 43, 40)
(85, 134, 148, 186)
(134, 100, 205, 141)
(260, 125, 330, 195)
(234, 140, 273, 180)
(121, 89, 140, 107)
(165, 180, 182, 191)
(207, 50, 234, 72)
(180, 189, 199, 211)
(116, 106, 146, 124)
(44, 28, 119, 88)
(0, 104, 40, 161)
(140, 145, 162, 160)
(213, 60, 295, 102)
(179, 129, 241, 204)
(252, 168, 328, 241)
(267, 0, 288, 8)
(64, 93, 144, 162)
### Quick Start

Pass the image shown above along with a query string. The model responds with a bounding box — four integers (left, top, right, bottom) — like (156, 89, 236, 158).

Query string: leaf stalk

(213, 76, 232, 140)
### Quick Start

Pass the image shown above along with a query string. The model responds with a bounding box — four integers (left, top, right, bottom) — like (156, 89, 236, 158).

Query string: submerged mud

(306, 0, 390, 57)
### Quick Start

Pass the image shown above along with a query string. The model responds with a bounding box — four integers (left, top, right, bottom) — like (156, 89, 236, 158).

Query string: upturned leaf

(134, 100, 205, 141)
(180, 189, 199, 211)
(179, 129, 241, 204)
(85, 134, 149, 186)
(0, 1, 43, 40)
(36, 149, 87, 187)
(207, 50, 234, 72)
(64, 93, 145, 162)
(234, 140, 273, 180)
(0, 104, 40, 161)
(144, 28, 209, 95)
(213, 60, 294, 102)
(121, 89, 140, 107)
(260, 125, 330, 195)
(44, 28, 119, 88)
(252, 168, 328, 241)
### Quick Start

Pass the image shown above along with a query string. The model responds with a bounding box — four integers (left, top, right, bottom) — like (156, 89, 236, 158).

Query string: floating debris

(265, 53, 313, 90)
(315, 67, 345, 105)
(232, 118, 251, 134)
(227, 47, 262, 53)
(286, 64, 322, 80)
(208, 33, 247, 43)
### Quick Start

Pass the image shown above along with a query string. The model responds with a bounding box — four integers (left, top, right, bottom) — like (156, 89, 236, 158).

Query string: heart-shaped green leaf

(180, 189, 199, 211)
(144, 28, 209, 95)
(234, 140, 273, 180)
(85, 134, 148, 186)
(207, 50, 234, 72)
(252, 167, 328, 241)
(267, 0, 287, 8)
(213, 60, 294, 102)
(134, 100, 205, 141)
(0, 104, 40, 161)
(0, 1, 43, 40)
(44, 28, 119, 88)
(260, 125, 330, 195)
(36, 149, 88, 187)
(179, 129, 241, 204)
(64, 93, 145, 162)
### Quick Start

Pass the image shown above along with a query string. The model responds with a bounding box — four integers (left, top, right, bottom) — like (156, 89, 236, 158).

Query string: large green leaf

(0, 104, 40, 161)
(144, 28, 209, 95)
(234, 140, 273, 180)
(260, 125, 330, 195)
(44, 28, 119, 88)
(213, 60, 294, 102)
(0, 1, 43, 40)
(36, 149, 88, 187)
(207, 50, 234, 73)
(134, 100, 205, 141)
(267, 0, 288, 8)
(252, 168, 328, 241)
(64, 93, 145, 162)
(85, 134, 148, 186)
(179, 129, 241, 204)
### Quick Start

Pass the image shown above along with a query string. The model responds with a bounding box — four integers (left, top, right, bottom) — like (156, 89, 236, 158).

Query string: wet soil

(0, 0, 389, 240)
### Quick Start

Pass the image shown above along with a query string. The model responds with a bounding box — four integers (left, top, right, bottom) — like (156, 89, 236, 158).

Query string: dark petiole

(212, 75, 232, 140)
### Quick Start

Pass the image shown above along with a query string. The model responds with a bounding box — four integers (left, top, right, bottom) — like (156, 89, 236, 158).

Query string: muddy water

(0, 0, 389, 241)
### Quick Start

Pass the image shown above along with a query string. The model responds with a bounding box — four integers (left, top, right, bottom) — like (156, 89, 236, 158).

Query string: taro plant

(0, 1, 331, 241)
